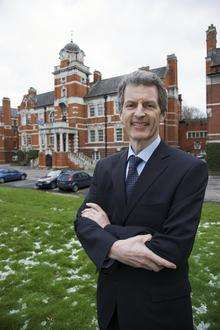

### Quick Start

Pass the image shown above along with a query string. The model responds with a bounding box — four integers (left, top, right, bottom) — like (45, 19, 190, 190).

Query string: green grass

(0, 187, 219, 329)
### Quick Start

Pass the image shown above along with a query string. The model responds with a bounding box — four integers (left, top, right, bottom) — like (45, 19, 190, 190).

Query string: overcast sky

(0, 0, 219, 112)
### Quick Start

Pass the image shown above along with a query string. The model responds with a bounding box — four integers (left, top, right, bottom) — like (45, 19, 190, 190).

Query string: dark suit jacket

(74, 140, 208, 330)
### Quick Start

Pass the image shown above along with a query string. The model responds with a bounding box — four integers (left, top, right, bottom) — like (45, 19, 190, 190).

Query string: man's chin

(130, 133, 151, 141)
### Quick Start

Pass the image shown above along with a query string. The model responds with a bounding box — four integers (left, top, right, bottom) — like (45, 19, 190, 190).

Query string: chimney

(93, 70, 102, 83)
(139, 66, 150, 71)
(167, 54, 178, 87)
(2, 97, 11, 125)
(206, 24, 217, 54)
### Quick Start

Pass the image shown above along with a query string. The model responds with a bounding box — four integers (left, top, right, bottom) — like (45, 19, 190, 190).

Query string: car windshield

(47, 170, 61, 177)
(59, 173, 73, 181)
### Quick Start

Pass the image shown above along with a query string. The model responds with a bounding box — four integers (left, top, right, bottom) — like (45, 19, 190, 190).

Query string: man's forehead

(124, 84, 158, 100)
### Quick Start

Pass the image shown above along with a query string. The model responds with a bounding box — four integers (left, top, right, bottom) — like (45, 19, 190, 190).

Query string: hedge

(206, 143, 220, 171)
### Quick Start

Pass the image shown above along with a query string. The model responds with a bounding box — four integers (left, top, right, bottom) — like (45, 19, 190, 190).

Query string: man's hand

(81, 203, 110, 228)
(109, 235, 176, 272)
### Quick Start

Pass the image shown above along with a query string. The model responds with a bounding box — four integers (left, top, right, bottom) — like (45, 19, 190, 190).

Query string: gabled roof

(86, 66, 167, 99)
(86, 75, 125, 98)
(36, 91, 54, 108)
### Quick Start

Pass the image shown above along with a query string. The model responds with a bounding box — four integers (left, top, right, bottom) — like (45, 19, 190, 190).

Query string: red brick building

(179, 119, 207, 155)
(206, 24, 220, 144)
(18, 40, 181, 168)
(0, 98, 19, 164)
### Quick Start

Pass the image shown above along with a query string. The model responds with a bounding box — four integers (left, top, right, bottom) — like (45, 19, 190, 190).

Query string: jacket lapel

(123, 141, 170, 224)
(112, 149, 128, 224)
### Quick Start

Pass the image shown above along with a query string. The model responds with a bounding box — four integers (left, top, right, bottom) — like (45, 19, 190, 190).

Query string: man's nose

(134, 103, 145, 117)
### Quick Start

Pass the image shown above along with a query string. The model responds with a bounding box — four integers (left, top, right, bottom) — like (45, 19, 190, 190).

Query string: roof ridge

(36, 91, 54, 97)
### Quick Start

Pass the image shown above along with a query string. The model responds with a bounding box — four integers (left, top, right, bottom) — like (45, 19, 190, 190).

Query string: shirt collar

(127, 136, 161, 163)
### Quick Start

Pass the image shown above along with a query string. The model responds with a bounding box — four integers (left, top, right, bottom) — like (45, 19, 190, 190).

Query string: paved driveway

(0, 165, 89, 197)
(205, 176, 220, 202)
(0, 165, 219, 201)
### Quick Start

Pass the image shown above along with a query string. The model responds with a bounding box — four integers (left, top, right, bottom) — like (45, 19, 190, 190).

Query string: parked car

(57, 170, 92, 192)
(36, 169, 62, 189)
(0, 168, 27, 183)
(195, 154, 206, 162)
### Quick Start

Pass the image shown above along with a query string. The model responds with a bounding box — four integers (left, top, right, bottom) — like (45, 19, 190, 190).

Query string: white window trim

(88, 102, 105, 118)
(89, 129, 96, 143)
(114, 97, 120, 114)
(115, 127, 123, 142)
(187, 130, 208, 139)
(97, 129, 104, 142)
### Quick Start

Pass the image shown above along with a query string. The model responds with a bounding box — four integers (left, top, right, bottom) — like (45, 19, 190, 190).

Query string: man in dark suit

(74, 70, 208, 330)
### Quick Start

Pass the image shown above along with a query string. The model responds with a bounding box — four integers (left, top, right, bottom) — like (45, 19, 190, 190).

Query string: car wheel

(21, 174, 26, 180)
(72, 184, 78, 192)
(0, 178, 5, 183)
(51, 182, 56, 189)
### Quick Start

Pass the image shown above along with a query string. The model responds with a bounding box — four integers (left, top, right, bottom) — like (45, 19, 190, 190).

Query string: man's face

(120, 84, 163, 145)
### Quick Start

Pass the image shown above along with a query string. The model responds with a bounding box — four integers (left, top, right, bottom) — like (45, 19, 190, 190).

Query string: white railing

(68, 152, 97, 170)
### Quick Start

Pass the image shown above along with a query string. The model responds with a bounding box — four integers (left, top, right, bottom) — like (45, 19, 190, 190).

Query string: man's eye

(143, 103, 155, 109)
(126, 103, 134, 108)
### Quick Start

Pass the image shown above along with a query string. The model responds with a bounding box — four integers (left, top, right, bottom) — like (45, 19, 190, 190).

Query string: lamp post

(104, 95, 108, 157)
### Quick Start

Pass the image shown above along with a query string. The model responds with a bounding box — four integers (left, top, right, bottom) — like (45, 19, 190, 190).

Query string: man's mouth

(131, 122, 149, 127)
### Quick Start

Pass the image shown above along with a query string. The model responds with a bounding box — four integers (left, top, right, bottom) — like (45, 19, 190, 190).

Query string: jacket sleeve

(74, 160, 118, 270)
(105, 224, 155, 239)
(145, 160, 208, 266)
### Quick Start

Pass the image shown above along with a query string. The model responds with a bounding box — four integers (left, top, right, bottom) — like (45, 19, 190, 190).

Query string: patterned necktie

(126, 155, 143, 200)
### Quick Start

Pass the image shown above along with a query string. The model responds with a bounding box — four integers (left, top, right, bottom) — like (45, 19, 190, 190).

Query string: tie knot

(128, 155, 142, 169)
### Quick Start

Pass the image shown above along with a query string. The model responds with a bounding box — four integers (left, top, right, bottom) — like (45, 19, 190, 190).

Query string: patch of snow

(0, 231, 8, 236)
(197, 321, 210, 329)
(9, 309, 19, 314)
(69, 248, 80, 261)
(21, 319, 30, 330)
(34, 241, 41, 250)
(0, 265, 15, 280)
(18, 258, 39, 267)
(67, 286, 79, 293)
(208, 280, 215, 287)
(50, 207, 64, 212)
(194, 304, 208, 315)
(45, 247, 64, 255)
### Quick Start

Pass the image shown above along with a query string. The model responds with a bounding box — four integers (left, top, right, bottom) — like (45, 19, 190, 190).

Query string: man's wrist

(108, 240, 121, 259)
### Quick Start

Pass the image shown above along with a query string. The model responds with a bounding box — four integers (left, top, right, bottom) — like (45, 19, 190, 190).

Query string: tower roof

(59, 40, 85, 57)
(63, 41, 80, 53)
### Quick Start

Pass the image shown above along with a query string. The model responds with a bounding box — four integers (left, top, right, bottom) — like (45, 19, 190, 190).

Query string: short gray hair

(118, 70, 168, 115)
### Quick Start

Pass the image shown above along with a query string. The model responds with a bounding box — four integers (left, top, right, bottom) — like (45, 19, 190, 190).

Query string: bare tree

(181, 105, 207, 120)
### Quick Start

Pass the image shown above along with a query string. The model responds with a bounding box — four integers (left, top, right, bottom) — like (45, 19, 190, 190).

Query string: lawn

(0, 187, 219, 330)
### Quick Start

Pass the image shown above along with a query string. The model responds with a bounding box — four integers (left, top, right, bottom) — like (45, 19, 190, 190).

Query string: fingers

(86, 202, 103, 212)
(145, 248, 176, 269)
(81, 208, 97, 219)
(122, 257, 164, 272)
(141, 234, 152, 243)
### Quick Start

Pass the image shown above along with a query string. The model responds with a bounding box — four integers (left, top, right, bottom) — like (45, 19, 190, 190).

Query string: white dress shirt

(126, 136, 161, 178)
